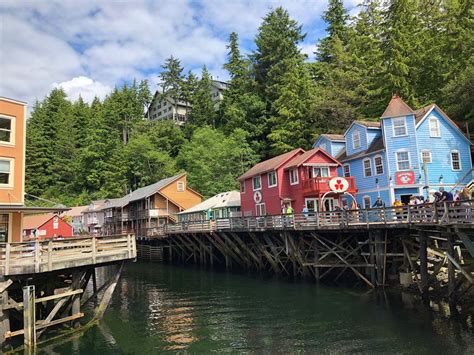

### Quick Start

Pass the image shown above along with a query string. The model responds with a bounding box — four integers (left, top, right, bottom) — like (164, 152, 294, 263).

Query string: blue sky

(0, 0, 361, 106)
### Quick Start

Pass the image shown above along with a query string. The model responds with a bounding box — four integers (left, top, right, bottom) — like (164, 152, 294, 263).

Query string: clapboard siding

(346, 123, 368, 156)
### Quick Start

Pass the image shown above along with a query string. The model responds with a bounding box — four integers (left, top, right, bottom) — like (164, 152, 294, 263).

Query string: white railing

(144, 201, 474, 236)
(0, 234, 136, 276)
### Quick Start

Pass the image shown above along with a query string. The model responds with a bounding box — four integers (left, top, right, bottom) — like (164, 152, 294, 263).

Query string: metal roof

(179, 191, 240, 214)
(128, 173, 185, 202)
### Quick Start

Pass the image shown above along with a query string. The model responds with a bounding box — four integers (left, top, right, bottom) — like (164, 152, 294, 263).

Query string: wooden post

(34, 240, 40, 273)
(72, 272, 81, 328)
(419, 232, 429, 300)
(314, 238, 320, 282)
(92, 237, 97, 264)
(94, 262, 124, 320)
(447, 234, 456, 299)
(4, 243, 10, 276)
(47, 240, 53, 271)
(23, 285, 36, 348)
(369, 233, 376, 285)
(0, 278, 11, 350)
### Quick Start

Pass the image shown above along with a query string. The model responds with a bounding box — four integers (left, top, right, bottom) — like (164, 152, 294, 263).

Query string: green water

(38, 262, 473, 354)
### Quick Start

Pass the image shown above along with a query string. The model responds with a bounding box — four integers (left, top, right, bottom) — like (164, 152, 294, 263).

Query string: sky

(0, 0, 361, 107)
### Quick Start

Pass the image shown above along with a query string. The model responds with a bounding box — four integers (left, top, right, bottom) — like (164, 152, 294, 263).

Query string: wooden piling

(447, 234, 456, 298)
(419, 232, 429, 300)
(23, 285, 36, 348)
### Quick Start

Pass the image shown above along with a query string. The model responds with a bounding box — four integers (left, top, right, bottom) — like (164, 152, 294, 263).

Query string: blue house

(314, 95, 473, 207)
(312, 134, 345, 157)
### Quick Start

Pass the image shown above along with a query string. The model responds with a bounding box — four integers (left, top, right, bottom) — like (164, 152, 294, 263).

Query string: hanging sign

(329, 177, 349, 193)
(395, 171, 415, 185)
(253, 191, 262, 203)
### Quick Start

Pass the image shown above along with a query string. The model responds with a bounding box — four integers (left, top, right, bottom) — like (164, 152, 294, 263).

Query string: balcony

(302, 176, 357, 196)
(134, 209, 170, 220)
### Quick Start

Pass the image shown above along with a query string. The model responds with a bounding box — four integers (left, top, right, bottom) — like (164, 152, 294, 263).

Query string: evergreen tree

(187, 66, 216, 128)
(159, 56, 184, 120)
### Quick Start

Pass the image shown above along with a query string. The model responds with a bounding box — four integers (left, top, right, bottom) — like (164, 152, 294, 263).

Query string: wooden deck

(145, 201, 474, 237)
(0, 234, 136, 276)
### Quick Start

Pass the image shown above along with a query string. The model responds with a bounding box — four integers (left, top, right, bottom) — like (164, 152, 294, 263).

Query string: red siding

(25, 217, 73, 239)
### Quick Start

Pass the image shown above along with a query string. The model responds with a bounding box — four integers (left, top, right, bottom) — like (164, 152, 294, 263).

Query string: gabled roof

(23, 213, 69, 230)
(238, 148, 304, 181)
(63, 205, 88, 217)
(102, 196, 131, 210)
(381, 94, 414, 118)
(128, 173, 186, 202)
(179, 191, 240, 214)
(343, 120, 381, 137)
(283, 148, 342, 169)
(320, 134, 345, 142)
(83, 200, 106, 213)
(337, 136, 385, 162)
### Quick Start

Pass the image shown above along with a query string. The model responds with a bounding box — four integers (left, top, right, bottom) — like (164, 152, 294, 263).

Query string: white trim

(267, 171, 278, 188)
(0, 97, 27, 105)
(0, 157, 14, 189)
(363, 158, 372, 177)
(177, 181, 185, 192)
(289, 169, 299, 185)
(429, 116, 441, 137)
(395, 149, 411, 171)
(450, 150, 461, 171)
(420, 150, 432, 164)
(353, 130, 361, 150)
(374, 154, 384, 175)
(0, 114, 16, 146)
(22, 104, 26, 204)
(392, 116, 408, 137)
(255, 203, 266, 216)
(362, 195, 371, 209)
(355, 187, 390, 194)
(303, 163, 339, 167)
(343, 163, 350, 177)
(252, 175, 262, 191)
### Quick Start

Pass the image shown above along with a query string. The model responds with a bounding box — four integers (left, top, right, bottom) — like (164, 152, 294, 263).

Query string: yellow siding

(158, 175, 202, 210)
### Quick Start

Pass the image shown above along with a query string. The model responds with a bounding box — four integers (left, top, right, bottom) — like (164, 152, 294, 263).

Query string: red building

(238, 148, 357, 216)
(23, 214, 73, 239)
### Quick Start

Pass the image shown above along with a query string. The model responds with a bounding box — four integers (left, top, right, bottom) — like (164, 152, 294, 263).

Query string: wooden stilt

(94, 262, 124, 320)
(23, 285, 36, 348)
(0, 278, 11, 350)
(72, 272, 82, 328)
(419, 232, 429, 300)
(447, 234, 456, 299)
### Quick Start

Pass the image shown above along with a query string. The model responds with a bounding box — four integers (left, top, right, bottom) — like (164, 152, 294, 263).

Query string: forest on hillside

(26, 0, 473, 205)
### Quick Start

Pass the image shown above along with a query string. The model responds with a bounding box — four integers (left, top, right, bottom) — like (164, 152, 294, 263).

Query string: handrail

(143, 200, 474, 237)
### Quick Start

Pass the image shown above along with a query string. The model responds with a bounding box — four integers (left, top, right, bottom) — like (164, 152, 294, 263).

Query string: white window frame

(312, 167, 329, 177)
(374, 155, 384, 175)
(429, 117, 441, 138)
(0, 157, 14, 188)
(253, 175, 262, 191)
(240, 181, 246, 193)
(267, 171, 277, 188)
(256, 203, 266, 216)
(392, 117, 408, 137)
(363, 158, 372, 177)
(289, 169, 299, 185)
(421, 150, 432, 164)
(177, 181, 185, 192)
(0, 115, 15, 146)
(450, 150, 461, 171)
(395, 150, 411, 171)
(343, 164, 350, 177)
(363, 196, 371, 209)
(353, 130, 361, 150)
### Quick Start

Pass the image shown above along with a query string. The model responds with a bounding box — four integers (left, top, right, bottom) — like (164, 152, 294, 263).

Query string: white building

(147, 80, 228, 125)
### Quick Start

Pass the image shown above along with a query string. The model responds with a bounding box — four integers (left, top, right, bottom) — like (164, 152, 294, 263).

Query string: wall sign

(253, 191, 262, 203)
(329, 177, 349, 193)
(395, 171, 415, 185)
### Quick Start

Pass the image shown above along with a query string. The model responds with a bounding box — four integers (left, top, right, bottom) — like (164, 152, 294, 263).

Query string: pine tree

(159, 56, 184, 120)
(187, 66, 216, 128)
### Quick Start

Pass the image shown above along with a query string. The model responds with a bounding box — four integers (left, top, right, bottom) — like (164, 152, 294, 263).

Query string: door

(324, 198, 338, 211)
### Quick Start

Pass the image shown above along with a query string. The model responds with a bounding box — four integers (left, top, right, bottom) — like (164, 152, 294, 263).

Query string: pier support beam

(419, 232, 429, 301)
(23, 285, 36, 348)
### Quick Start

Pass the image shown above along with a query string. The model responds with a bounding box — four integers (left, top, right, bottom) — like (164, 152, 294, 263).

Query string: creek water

(37, 262, 473, 354)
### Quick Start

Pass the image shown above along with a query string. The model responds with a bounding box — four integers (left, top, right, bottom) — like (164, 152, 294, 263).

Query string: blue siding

(367, 129, 381, 146)
(416, 108, 472, 188)
(394, 187, 420, 201)
(332, 141, 345, 157)
(382, 114, 420, 184)
(313, 136, 345, 157)
(345, 123, 368, 156)
(356, 189, 390, 208)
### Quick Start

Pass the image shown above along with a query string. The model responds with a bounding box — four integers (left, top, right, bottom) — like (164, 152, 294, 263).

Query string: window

(256, 203, 266, 216)
(393, 117, 407, 137)
(451, 150, 461, 171)
(396, 151, 410, 171)
(312, 167, 329, 177)
(0, 159, 12, 186)
(268, 171, 277, 187)
(253, 175, 262, 190)
(374, 155, 383, 175)
(343, 164, 350, 177)
(240, 181, 246, 193)
(289, 169, 299, 185)
(177, 181, 185, 192)
(363, 196, 371, 209)
(363, 158, 372, 177)
(421, 150, 432, 164)
(353, 130, 361, 149)
(0, 214, 8, 242)
(0, 116, 13, 144)
(429, 117, 441, 137)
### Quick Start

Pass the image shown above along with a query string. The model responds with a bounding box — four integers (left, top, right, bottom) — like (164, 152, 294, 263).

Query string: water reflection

(37, 262, 474, 354)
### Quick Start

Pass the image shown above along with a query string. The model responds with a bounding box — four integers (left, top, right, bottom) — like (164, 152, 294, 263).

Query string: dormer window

(353, 131, 361, 149)
(177, 181, 185, 192)
(393, 117, 407, 137)
(429, 117, 441, 137)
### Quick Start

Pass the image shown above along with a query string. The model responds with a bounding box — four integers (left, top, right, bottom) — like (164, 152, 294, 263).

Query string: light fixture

(439, 174, 444, 183)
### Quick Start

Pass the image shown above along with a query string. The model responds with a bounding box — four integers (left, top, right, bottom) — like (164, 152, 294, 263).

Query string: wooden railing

(0, 235, 136, 276)
(302, 176, 357, 195)
(145, 201, 474, 237)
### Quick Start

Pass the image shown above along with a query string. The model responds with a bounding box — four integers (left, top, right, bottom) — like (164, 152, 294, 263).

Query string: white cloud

(53, 76, 111, 103)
